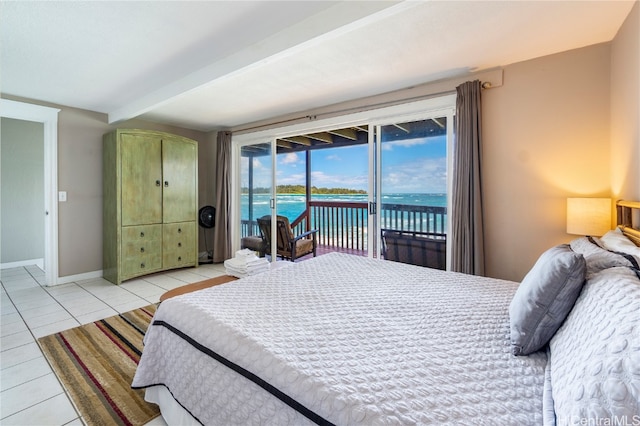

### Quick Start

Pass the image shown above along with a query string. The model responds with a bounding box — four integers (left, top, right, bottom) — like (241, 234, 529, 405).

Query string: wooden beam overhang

(243, 120, 446, 158)
(280, 135, 312, 146)
(328, 128, 358, 140)
(306, 132, 334, 144)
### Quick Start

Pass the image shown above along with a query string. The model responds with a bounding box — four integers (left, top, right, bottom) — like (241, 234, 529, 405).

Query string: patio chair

(257, 215, 318, 261)
(381, 229, 446, 270)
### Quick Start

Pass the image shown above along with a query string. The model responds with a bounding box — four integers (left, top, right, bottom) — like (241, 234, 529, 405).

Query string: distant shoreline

(241, 192, 447, 228)
(241, 184, 366, 195)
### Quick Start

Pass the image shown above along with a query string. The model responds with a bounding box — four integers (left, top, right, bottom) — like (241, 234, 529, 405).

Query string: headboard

(616, 200, 640, 246)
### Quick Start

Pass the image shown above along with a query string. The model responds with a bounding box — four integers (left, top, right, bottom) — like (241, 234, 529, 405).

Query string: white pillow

(569, 236, 638, 277)
(600, 228, 640, 258)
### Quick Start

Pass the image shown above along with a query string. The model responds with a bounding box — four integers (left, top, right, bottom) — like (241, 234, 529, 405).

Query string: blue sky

(244, 134, 447, 194)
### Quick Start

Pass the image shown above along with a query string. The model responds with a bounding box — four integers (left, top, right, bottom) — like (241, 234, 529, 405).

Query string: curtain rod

(234, 88, 455, 134)
(233, 79, 495, 135)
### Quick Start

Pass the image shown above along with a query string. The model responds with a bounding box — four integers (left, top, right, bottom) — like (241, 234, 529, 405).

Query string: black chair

(381, 229, 446, 270)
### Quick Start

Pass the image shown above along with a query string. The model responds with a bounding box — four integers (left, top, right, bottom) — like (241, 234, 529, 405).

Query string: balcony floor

(268, 244, 367, 263)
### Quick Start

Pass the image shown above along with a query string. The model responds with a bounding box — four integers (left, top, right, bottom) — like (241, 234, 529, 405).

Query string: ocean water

(242, 193, 447, 222)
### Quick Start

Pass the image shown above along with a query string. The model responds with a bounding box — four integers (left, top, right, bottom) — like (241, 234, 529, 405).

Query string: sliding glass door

(232, 95, 455, 265)
(370, 113, 453, 269)
(238, 141, 275, 258)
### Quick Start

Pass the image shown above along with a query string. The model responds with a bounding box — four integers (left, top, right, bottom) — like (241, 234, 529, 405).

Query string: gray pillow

(509, 244, 586, 356)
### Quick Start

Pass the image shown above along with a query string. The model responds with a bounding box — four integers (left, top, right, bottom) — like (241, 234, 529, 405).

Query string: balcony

(240, 120, 449, 265)
(241, 200, 446, 259)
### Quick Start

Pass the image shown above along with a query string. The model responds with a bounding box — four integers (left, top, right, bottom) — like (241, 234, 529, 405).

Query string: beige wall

(1, 118, 45, 264)
(3, 96, 218, 278)
(610, 2, 639, 201)
(58, 108, 218, 277)
(482, 2, 638, 282)
(482, 43, 613, 281)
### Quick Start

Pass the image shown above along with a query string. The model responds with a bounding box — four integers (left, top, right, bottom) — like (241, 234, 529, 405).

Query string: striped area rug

(38, 305, 160, 426)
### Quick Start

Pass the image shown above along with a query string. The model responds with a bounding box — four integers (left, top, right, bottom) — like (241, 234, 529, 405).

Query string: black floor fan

(198, 205, 215, 264)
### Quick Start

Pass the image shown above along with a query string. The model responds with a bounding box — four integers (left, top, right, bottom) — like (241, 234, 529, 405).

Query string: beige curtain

(451, 80, 485, 275)
(212, 131, 232, 263)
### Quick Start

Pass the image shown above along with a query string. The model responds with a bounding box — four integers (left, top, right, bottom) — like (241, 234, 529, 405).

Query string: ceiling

(1, 1, 635, 132)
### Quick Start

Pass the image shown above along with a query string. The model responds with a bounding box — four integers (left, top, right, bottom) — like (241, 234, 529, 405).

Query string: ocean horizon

(242, 192, 447, 222)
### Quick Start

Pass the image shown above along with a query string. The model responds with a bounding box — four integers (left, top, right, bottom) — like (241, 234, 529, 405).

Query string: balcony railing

(308, 201, 368, 251)
(242, 200, 447, 253)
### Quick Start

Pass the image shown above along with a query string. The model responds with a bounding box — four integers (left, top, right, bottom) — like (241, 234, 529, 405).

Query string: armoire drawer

(122, 224, 162, 244)
(163, 222, 196, 269)
(122, 225, 162, 277)
(122, 252, 162, 278)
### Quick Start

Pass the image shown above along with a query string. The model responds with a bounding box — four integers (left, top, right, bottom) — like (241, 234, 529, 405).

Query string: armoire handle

(164, 181, 169, 187)
(155, 180, 161, 187)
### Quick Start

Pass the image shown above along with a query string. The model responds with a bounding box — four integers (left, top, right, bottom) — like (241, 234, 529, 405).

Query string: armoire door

(162, 138, 197, 223)
(121, 133, 163, 226)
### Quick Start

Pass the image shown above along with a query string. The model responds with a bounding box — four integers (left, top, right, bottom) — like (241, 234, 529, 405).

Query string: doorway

(231, 94, 456, 264)
(0, 99, 60, 285)
(371, 115, 452, 268)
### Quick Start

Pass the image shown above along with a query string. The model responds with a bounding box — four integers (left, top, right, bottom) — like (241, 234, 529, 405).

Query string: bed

(132, 201, 640, 425)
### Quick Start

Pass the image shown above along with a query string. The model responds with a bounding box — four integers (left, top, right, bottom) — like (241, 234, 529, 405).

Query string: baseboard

(0, 258, 44, 270)
(53, 269, 104, 286)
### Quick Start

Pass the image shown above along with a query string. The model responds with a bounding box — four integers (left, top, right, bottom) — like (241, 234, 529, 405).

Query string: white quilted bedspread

(549, 266, 640, 424)
(132, 253, 547, 425)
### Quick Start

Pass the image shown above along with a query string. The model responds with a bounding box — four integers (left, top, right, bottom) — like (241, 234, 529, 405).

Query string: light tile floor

(1, 263, 227, 425)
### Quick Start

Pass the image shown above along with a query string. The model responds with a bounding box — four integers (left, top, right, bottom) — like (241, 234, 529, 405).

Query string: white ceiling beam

(108, 1, 415, 124)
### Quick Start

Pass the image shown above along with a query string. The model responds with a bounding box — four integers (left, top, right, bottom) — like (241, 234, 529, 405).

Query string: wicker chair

(257, 215, 318, 261)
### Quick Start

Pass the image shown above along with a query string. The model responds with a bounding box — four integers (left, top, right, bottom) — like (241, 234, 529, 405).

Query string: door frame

(0, 99, 60, 285)
(368, 105, 456, 267)
(231, 138, 277, 258)
(231, 94, 456, 256)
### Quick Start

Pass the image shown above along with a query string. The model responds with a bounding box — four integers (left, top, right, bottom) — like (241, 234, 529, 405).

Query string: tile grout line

(0, 267, 84, 424)
(1, 264, 225, 425)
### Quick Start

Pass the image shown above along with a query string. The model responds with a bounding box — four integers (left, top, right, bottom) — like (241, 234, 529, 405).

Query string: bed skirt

(145, 385, 199, 425)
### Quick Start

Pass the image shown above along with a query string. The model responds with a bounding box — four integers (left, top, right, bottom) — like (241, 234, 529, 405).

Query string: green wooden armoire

(103, 129, 198, 285)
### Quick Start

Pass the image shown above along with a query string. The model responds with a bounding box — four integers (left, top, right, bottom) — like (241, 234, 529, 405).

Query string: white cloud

(382, 137, 440, 151)
(311, 171, 368, 190)
(280, 152, 300, 165)
(382, 157, 447, 193)
(276, 171, 305, 186)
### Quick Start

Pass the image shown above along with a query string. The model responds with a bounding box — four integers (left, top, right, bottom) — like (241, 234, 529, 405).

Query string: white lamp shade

(566, 198, 611, 236)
